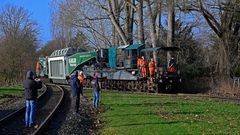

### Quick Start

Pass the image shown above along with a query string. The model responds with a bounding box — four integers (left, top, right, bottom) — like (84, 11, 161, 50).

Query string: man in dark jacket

(23, 70, 42, 128)
(70, 71, 81, 114)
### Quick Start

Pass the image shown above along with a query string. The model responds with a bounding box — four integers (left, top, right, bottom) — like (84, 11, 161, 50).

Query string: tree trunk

(146, 0, 158, 64)
(108, 0, 128, 45)
(129, 0, 134, 44)
(111, 0, 120, 45)
(157, 1, 162, 45)
(167, 0, 175, 65)
(124, 0, 134, 44)
(137, 0, 144, 44)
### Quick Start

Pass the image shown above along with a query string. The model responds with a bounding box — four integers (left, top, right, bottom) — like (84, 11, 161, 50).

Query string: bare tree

(107, 0, 129, 45)
(124, 0, 135, 44)
(0, 5, 39, 84)
(137, 0, 144, 44)
(111, 0, 121, 45)
(179, 0, 240, 77)
(167, 0, 175, 63)
(51, 0, 113, 48)
(156, 0, 163, 45)
(145, 0, 162, 63)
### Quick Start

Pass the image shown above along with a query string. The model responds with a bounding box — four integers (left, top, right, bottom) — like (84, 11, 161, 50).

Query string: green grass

(85, 90, 240, 135)
(0, 85, 23, 97)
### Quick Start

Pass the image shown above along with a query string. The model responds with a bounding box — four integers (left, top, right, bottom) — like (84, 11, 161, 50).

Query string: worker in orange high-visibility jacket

(137, 56, 143, 76)
(149, 58, 156, 77)
(78, 71, 84, 85)
(140, 56, 148, 78)
(78, 71, 84, 95)
(36, 62, 42, 77)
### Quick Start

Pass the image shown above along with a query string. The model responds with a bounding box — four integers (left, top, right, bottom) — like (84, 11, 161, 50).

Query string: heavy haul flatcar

(39, 44, 181, 92)
(46, 48, 97, 83)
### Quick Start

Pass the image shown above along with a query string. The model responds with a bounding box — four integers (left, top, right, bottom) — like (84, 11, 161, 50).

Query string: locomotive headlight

(132, 71, 135, 75)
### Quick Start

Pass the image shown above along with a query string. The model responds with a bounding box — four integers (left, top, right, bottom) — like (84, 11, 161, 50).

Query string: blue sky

(0, 0, 52, 45)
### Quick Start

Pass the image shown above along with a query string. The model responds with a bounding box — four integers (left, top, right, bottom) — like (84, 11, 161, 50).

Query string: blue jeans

(25, 100, 37, 126)
(93, 90, 100, 108)
(138, 67, 142, 77)
(72, 92, 80, 113)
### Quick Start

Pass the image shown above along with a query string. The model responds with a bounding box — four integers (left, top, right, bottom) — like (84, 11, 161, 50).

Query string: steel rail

(0, 84, 47, 127)
(32, 84, 65, 135)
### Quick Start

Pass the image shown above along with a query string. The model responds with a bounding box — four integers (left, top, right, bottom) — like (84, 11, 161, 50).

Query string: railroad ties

(0, 84, 64, 135)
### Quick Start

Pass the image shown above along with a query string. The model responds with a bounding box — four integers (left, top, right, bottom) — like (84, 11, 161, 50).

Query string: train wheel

(133, 81, 137, 91)
(135, 81, 140, 91)
(159, 83, 166, 93)
(152, 83, 158, 93)
(118, 81, 122, 90)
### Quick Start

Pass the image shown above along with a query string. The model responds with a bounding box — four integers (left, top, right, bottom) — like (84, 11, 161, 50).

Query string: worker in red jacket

(168, 57, 176, 73)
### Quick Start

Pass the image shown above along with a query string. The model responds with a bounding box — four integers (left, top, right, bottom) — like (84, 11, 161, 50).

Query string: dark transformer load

(38, 44, 181, 93)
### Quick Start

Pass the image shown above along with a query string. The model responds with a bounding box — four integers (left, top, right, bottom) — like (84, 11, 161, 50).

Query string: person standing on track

(70, 71, 81, 114)
(23, 70, 42, 128)
(92, 73, 100, 109)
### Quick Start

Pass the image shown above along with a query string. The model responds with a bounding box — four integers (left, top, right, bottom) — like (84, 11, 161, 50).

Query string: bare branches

(107, 0, 128, 45)
(0, 5, 39, 84)
(51, 0, 113, 49)
(123, 0, 137, 10)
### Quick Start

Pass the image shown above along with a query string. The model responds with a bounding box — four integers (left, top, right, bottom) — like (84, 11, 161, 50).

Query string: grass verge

(85, 89, 240, 135)
(0, 85, 23, 97)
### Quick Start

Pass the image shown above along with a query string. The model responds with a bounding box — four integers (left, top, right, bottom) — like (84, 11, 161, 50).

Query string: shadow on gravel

(42, 87, 71, 134)
(0, 109, 16, 119)
(38, 86, 53, 109)
(43, 86, 97, 135)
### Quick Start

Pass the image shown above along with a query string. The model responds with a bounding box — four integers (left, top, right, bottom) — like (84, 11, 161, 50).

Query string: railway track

(0, 84, 47, 127)
(0, 84, 64, 135)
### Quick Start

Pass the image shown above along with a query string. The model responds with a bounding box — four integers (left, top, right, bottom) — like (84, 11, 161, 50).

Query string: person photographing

(23, 70, 42, 128)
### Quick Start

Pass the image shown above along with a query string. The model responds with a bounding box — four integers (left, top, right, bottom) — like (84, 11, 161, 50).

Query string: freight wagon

(39, 44, 181, 92)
